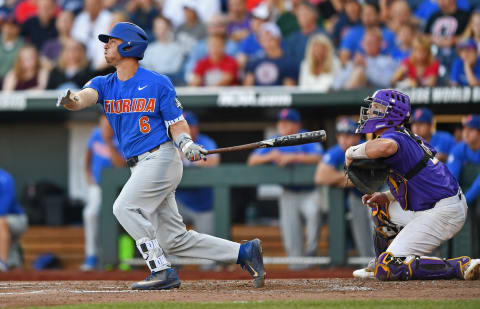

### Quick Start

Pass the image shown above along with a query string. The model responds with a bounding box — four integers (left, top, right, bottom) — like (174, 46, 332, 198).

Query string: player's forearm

(247, 155, 271, 166)
(108, 145, 126, 167)
(294, 154, 321, 165)
(315, 163, 346, 186)
(62, 88, 99, 111)
(0, 218, 10, 261)
(169, 120, 191, 142)
(465, 175, 480, 204)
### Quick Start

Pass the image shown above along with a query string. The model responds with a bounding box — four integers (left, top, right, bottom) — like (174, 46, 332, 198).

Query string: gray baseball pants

(112, 142, 239, 264)
(347, 191, 375, 257)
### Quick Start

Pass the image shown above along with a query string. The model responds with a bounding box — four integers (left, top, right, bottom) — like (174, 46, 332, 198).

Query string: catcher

(345, 89, 480, 281)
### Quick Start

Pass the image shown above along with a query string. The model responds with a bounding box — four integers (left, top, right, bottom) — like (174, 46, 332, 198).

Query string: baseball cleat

(239, 239, 266, 288)
(131, 268, 181, 290)
(353, 258, 376, 279)
(464, 259, 480, 280)
(80, 256, 98, 272)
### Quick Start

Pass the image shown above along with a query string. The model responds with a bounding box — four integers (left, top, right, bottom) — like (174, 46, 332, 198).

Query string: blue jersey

(450, 57, 480, 86)
(447, 142, 480, 203)
(340, 26, 397, 57)
(382, 128, 459, 211)
(0, 169, 23, 216)
(83, 67, 184, 159)
(430, 131, 456, 156)
(176, 134, 217, 212)
(87, 127, 121, 184)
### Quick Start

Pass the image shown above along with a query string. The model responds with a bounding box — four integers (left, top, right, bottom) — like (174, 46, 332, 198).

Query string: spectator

(81, 114, 125, 271)
(331, 0, 361, 47)
(2, 44, 49, 91)
(383, 0, 413, 34)
(339, 2, 396, 66)
(0, 168, 28, 271)
(20, 0, 57, 51)
(126, 0, 159, 40)
(244, 22, 297, 86)
(141, 16, 185, 84)
(464, 10, 480, 55)
(236, 3, 270, 70)
(415, 0, 470, 29)
(14, 0, 37, 24)
(227, 0, 250, 42)
(285, 1, 325, 68)
(299, 34, 340, 91)
(46, 39, 94, 90)
(190, 34, 238, 86)
(314, 117, 375, 259)
(183, 14, 239, 84)
(247, 108, 323, 269)
(175, 111, 220, 270)
(447, 115, 480, 205)
(57, 0, 83, 15)
(424, 0, 470, 74)
(41, 10, 74, 64)
(334, 27, 398, 89)
(391, 35, 439, 87)
(162, 0, 221, 28)
(0, 14, 23, 83)
(450, 38, 480, 86)
(270, 0, 300, 38)
(390, 22, 416, 61)
(71, 0, 112, 70)
(175, 0, 208, 55)
(410, 108, 457, 163)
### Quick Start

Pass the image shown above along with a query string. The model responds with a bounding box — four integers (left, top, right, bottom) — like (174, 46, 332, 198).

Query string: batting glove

(176, 133, 207, 162)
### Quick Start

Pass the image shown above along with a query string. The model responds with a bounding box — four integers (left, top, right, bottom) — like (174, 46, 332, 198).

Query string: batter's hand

(56, 89, 77, 109)
(183, 142, 207, 162)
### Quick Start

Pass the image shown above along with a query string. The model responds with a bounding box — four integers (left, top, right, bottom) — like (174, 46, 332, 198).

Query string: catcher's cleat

(239, 239, 266, 288)
(353, 258, 376, 279)
(464, 259, 480, 280)
(131, 268, 181, 290)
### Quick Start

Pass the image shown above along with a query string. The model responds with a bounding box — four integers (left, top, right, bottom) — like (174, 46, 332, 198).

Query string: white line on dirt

(0, 290, 45, 295)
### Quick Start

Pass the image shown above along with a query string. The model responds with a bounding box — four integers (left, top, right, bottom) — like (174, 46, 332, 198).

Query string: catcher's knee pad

(372, 216, 400, 258)
(375, 252, 471, 281)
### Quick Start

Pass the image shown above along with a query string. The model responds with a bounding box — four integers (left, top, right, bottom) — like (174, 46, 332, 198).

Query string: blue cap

(463, 114, 480, 130)
(183, 111, 198, 126)
(278, 108, 301, 123)
(411, 108, 433, 124)
(457, 38, 477, 50)
(336, 117, 357, 134)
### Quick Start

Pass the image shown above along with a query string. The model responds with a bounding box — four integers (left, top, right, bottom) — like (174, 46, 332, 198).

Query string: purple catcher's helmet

(356, 89, 411, 134)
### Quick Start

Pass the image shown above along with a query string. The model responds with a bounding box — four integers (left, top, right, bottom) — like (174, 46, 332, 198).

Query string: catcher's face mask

(357, 99, 390, 133)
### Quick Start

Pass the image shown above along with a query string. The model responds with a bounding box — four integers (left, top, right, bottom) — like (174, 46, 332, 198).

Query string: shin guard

(375, 252, 471, 281)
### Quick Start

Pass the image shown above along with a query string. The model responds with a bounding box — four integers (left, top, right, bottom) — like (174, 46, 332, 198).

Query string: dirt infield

(1, 270, 480, 308)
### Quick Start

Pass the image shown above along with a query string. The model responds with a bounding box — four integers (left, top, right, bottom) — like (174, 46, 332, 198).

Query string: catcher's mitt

(345, 159, 389, 194)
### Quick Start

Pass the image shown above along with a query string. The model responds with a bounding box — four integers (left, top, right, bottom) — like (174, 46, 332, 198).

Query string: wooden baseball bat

(206, 130, 327, 155)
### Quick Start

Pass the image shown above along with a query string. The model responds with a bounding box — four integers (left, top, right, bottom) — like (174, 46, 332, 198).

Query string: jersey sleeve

(87, 128, 98, 151)
(465, 174, 480, 204)
(323, 146, 344, 169)
(158, 76, 184, 128)
(0, 175, 14, 216)
(447, 143, 465, 179)
(82, 76, 105, 103)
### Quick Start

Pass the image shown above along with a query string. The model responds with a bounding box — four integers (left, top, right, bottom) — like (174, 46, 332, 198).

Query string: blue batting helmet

(98, 22, 148, 60)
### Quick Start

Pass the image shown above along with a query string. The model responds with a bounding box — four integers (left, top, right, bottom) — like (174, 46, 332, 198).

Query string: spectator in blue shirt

(415, 0, 469, 29)
(0, 168, 27, 271)
(331, 0, 361, 47)
(447, 115, 480, 205)
(450, 38, 480, 86)
(339, 2, 396, 66)
(175, 111, 220, 259)
(248, 108, 323, 269)
(411, 108, 456, 162)
(315, 117, 375, 259)
(244, 22, 298, 86)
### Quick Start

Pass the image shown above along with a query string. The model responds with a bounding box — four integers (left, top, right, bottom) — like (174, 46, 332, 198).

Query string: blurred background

(0, 0, 479, 274)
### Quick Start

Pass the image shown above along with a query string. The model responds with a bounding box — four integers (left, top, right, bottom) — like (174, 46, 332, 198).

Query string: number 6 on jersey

(139, 116, 151, 134)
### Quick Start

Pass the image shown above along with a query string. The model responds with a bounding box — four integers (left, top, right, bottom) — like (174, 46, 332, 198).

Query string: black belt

(126, 145, 161, 168)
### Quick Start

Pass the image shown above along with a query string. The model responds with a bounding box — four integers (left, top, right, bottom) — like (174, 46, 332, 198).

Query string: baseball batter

(346, 89, 480, 281)
(57, 22, 265, 290)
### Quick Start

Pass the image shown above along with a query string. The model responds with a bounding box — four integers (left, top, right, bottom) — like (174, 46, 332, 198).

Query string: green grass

(27, 299, 480, 309)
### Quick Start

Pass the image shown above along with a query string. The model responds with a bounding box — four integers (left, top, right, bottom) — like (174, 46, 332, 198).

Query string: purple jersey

(381, 128, 459, 211)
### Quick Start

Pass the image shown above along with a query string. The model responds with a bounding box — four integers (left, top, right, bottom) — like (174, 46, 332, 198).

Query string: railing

(99, 164, 479, 268)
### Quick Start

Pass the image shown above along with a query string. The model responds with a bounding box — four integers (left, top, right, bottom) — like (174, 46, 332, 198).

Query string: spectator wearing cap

(447, 115, 480, 205)
(450, 38, 480, 86)
(226, 0, 251, 43)
(244, 22, 298, 86)
(190, 33, 238, 86)
(140, 16, 185, 85)
(175, 111, 220, 269)
(175, 0, 207, 55)
(125, 0, 160, 41)
(299, 33, 340, 91)
(315, 117, 375, 259)
(0, 14, 24, 83)
(162, 0, 221, 28)
(41, 10, 74, 64)
(71, 0, 112, 70)
(331, 0, 361, 47)
(285, 1, 325, 68)
(236, 3, 270, 70)
(391, 35, 439, 87)
(410, 108, 456, 163)
(183, 15, 239, 84)
(20, 0, 58, 51)
(248, 108, 323, 269)
(339, 2, 397, 66)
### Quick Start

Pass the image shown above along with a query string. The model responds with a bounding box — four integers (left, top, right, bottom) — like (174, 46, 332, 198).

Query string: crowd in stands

(2, 0, 480, 91)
